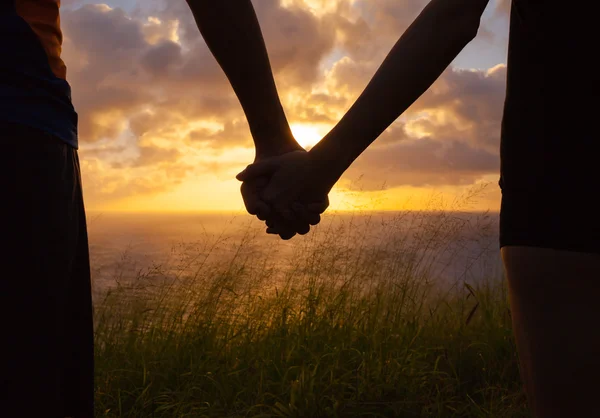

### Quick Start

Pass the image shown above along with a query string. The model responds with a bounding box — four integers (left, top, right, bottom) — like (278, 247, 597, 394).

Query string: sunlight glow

(290, 124, 323, 149)
(281, 0, 343, 17)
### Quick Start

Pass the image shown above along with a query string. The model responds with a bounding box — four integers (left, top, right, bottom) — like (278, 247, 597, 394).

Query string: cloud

(140, 40, 183, 77)
(339, 65, 506, 189)
(61, 1, 338, 142)
(62, 4, 153, 141)
(404, 64, 507, 153)
(346, 137, 499, 189)
(59, 0, 508, 207)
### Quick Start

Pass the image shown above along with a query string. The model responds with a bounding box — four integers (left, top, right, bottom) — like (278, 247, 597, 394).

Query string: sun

(290, 123, 323, 150)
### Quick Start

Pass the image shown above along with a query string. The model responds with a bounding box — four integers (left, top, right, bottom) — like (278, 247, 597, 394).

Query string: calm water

(86, 211, 503, 302)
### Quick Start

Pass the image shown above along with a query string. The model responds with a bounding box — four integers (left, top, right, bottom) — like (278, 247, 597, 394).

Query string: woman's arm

(310, 0, 491, 183)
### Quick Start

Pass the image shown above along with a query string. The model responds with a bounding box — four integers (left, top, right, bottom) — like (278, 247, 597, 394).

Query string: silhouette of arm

(185, 0, 300, 158)
(236, 0, 491, 222)
(310, 0, 491, 183)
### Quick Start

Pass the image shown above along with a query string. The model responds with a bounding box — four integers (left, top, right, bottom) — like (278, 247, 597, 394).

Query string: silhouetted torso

(0, 0, 77, 148)
(500, 0, 596, 193)
(498, 0, 600, 252)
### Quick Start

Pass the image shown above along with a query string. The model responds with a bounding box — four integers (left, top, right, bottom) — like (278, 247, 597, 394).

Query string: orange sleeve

(15, 0, 67, 80)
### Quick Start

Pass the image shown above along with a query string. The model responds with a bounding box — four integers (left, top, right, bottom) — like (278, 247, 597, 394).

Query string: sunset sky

(60, 0, 511, 213)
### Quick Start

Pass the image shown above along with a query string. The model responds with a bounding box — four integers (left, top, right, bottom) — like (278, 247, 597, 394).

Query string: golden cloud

(60, 0, 507, 210)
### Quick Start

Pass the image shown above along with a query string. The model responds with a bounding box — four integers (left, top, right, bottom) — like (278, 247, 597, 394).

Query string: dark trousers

(0, 123, 94, 417)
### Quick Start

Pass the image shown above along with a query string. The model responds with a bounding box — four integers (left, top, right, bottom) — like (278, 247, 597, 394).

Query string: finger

(254, 201, 271, 221)
(236, 159, 279, 181)
(282, 203, 311, 234)
(246, 201, 270, 219)
(279, 230, 297, 240)
(244, 200, 269, 218)
(268, 199, 297, 222)
(265, 213, 295, 235)
(306, 212, 321, 226)
(295, 223, 310, 235)
(291, 203, 320, 226)
(266, 226, 296, 239)
(240, 179, 271, 219)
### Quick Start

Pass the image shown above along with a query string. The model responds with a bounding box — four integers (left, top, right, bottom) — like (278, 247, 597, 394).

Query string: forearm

(311, 0, 489, 180)
(185, 0, 299, 157)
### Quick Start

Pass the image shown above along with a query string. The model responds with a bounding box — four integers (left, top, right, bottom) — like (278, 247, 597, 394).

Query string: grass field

(92, 198, 530, 417)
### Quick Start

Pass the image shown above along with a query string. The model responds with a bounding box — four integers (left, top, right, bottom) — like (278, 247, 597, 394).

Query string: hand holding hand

(237, 150, 336, 237)
(239, 150, 325, 239)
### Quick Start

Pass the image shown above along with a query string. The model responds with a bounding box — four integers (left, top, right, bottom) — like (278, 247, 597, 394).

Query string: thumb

(236, 158, 280, 181)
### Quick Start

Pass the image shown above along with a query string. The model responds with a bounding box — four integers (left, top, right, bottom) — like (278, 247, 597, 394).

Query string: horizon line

(85, 209, 500, 215)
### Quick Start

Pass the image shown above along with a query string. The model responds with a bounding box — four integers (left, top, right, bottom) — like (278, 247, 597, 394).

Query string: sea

(86, 211, 504, 304)
(87, 211, 503, 300)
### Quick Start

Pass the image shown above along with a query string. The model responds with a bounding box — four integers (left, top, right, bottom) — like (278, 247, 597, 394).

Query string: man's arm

(309, 0, 491, 183)
(185, 0, 300, 159)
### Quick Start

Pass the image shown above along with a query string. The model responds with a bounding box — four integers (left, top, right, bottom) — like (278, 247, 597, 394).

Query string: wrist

(254, 132, 303, 161)
(249, 108, 303, 160)
(309, 137, 347, 190)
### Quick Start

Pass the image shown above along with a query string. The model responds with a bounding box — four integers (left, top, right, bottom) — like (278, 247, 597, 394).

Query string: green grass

(92, 195, 530, 417)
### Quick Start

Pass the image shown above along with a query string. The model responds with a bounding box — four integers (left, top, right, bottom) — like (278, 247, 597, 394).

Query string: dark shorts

(499, 187, 600, 255)
(0, 123, 94, 417)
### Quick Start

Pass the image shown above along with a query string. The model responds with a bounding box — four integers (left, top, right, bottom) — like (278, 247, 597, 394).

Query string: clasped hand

(237, 150, 332, 239)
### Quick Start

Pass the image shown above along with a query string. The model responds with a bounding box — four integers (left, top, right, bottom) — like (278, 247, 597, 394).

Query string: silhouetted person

(0, 1, 321, 416)
(238, 0, 600, 417)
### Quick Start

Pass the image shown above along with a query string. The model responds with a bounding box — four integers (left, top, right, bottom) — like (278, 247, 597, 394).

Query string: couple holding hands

(5, 0, 598, 417)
